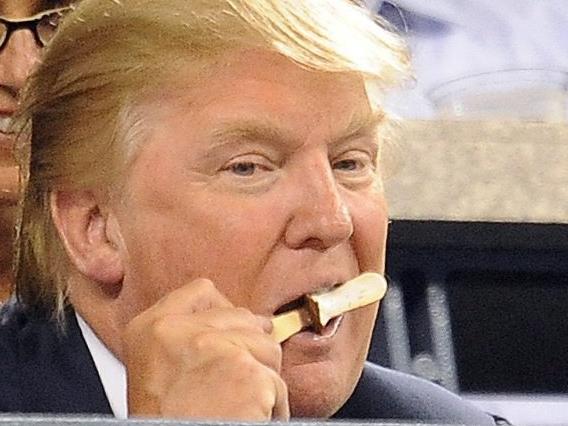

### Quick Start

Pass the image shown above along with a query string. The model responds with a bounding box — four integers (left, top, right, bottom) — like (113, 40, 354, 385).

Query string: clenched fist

(124, 278, 290, 421)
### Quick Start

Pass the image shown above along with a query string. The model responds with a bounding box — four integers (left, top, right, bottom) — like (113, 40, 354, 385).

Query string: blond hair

(15, 0, 410, 317)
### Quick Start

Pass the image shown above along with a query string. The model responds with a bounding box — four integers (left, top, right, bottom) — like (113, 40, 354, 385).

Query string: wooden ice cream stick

(270, 272, 388, 343)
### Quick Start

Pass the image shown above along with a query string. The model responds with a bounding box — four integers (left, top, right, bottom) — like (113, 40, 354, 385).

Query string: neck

(69, 275, 125, 362)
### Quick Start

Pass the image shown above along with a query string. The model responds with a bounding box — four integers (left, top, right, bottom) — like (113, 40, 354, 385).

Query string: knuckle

(234, 307, 261, 326)
(190, 330, 218, 352)
(234, 306, 254, 319)
(151, 317, 176, 343)
(232, 349, 258, 371)
(193, 278, 215, 295)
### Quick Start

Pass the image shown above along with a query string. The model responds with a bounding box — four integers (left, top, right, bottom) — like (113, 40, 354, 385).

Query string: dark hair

(43, 0, 74, 9)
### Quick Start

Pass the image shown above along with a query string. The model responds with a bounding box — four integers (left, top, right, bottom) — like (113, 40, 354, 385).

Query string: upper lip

(270, 273, 355, 316)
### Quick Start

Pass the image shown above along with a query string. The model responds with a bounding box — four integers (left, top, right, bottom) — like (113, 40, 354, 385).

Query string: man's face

(1, 0, 41, 282)
(0, 0, 53, 160)
(110, 50, 388, 417)
(0, 0, 71, 281)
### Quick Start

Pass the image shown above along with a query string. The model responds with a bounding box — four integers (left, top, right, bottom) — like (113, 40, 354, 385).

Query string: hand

(124, 278, 289, 421)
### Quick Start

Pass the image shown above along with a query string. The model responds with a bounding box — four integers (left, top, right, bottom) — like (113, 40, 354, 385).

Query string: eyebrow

(208, 110, 386, 152)
(332, 110, 386, 145)
(0, 3, 71, 20)
(209, 121, 297, 152)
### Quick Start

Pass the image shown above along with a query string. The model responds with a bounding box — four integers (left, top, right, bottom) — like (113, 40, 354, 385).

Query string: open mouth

(274, 295, 305, 316)
(273, 282, 345, 337)
(273, 282, 343, 316)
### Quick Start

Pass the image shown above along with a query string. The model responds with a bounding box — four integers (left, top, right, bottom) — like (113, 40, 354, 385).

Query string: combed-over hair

(14, 0, 410, 318)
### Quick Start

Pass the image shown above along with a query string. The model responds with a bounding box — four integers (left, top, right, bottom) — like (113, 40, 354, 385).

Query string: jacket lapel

(14, 308, 113, 415)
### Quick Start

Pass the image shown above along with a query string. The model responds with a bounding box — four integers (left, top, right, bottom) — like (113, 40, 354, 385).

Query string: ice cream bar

(270, 272, 387, 343)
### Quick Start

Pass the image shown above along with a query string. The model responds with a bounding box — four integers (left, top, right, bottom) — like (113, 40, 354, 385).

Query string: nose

(0, 29, 41, 93)
(284, 155, 354, 251)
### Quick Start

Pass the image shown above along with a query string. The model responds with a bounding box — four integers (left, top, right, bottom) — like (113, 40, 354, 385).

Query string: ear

(50, 190, 124, 290)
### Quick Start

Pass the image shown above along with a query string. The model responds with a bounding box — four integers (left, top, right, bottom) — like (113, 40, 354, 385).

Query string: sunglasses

(0, 6, 72, 51)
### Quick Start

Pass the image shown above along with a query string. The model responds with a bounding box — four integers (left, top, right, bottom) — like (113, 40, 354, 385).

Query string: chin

(284, 358, 364, 418)
(281, 306, 376, 418)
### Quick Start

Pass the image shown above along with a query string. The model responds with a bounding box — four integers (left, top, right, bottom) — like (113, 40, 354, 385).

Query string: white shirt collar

(76, 313, 128, 419)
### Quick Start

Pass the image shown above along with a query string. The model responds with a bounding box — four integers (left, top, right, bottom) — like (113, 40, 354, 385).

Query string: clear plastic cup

(427, 69, 568, 121)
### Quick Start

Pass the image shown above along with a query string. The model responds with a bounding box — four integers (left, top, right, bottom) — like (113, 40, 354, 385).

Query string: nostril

(283, 209, 354, 251)
(298, 237, 328, 252)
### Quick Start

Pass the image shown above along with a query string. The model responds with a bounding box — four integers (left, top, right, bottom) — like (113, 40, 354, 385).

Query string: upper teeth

(0, 116, 13, 134)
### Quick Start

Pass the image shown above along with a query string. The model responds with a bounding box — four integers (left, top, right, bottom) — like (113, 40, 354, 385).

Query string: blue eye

(334, 159, 359, 171)
(229, 162, 257, 176)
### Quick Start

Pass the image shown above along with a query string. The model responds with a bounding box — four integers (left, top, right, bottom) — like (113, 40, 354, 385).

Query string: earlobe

(50, 190, 124, 292)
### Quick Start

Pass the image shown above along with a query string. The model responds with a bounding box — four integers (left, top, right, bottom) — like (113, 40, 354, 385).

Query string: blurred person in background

(366, 0, 568, 119)
(365, 2, 566, 425)
(0, 0, 72, 300)
(1, 0, 506, 423)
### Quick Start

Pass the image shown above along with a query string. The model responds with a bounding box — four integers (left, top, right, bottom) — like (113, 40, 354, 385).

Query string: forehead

(0, 0, 71, 18)
(214, 49, 364, 95)
(137, 50, 378, 162)
(164, 49, 373, 129)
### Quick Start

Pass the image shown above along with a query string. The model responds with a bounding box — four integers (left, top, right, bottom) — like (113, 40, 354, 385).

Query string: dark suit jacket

(0, 301, 500, 424)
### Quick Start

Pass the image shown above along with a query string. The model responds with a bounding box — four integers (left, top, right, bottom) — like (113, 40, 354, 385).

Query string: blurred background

(363, 1, 568, 425)
(1, 1, 567, 424)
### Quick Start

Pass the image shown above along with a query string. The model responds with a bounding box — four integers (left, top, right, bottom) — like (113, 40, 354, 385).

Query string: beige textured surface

(385, 120, 568, 224)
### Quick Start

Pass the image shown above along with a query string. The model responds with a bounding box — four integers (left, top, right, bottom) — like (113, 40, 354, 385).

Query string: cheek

(350, 192, 388, 272)
(195, 199, 289, 304)
(121, 192, 287, 307)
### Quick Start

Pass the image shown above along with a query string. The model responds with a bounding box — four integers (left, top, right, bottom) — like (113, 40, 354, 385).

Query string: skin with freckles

(0, 0, 71, 300)
(55, 49, 389, 419)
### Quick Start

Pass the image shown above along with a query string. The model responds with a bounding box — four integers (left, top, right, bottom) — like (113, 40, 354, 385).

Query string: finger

(140, 311, 280, 371)
(143, 308, 271, 344)
(191, 307, 272, 334)
(183, 327, 281, 373)
(269, 368, 290, 421)
(218, 329, 282, 373)
(233, 361, 289, 421)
